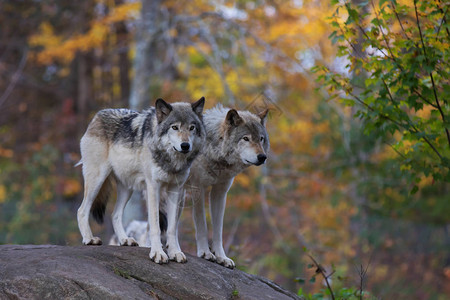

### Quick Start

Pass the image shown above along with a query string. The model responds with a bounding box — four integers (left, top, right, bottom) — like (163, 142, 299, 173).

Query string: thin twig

(390, 0, 415, 44)
(384, 141, 407, 160)
(0, 48, 28, 108)
(330, 76, 406, 128)
(436, 0, 450, 39)
(381, 78, 446, 160)
(370, 0, 403, 71)
(355, 253, 372, 300)
(435, 6, 448, 38)
(307, 254, 335, 300)
(413, 90, 438, 108)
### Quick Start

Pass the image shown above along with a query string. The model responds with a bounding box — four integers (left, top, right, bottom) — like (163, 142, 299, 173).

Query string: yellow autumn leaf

(63, 179, 82, 198)
(235, 173, 251, 188)
(0, 185, 6, 204)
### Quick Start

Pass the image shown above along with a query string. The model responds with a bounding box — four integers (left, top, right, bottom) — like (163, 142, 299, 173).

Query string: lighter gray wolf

(76, 97, 205, 264)
(112, 105, 269, 268)
(187, 105, 269, 268)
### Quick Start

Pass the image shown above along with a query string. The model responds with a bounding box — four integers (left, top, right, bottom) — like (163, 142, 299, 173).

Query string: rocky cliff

(0, 245, 301, 300)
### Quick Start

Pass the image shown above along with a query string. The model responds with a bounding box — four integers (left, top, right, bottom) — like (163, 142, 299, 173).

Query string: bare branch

(0, 48, 28, 108)
(307, 254, 335, 300)
(435, 6, 448, 38)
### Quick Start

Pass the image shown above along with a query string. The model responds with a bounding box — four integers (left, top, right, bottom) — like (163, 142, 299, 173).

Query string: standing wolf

(76, 97, 205, 263)
(187, 105, 269, 268)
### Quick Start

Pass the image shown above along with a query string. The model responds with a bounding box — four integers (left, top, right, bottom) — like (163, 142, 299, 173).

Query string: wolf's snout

(257, 154, 267, 164)
(180, 142, 191, 153)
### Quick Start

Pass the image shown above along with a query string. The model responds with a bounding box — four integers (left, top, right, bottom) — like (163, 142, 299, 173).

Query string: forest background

(0, 0, 448, 299)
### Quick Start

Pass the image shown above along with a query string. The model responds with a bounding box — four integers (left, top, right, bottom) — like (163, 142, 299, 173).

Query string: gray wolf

(76, 97, 205, 263)
(187, 105, 269, 268)
(113, 105, 269, 268)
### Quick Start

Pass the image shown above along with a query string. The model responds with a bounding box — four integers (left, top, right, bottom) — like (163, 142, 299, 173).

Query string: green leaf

(347, 8, 359, 24)
(379, 0, 389, 7)
(295, 277, 306, 284)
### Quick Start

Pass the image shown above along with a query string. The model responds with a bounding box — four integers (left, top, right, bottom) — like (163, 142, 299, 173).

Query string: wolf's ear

(258, 108, 269, 126)
(226, 109, 243, 127)
(155, 98, 173, 123)
(191, 97, 205, 119)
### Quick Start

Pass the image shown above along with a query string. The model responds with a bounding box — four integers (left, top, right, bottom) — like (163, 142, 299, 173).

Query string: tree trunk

(129, 0, 162, 111)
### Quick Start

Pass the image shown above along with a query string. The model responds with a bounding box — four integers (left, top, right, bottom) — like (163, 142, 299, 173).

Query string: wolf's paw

(216, 255, 235, 269)
(83, 237, 102, 245)
(119, 238, 139, 246)
(169, 251, 187, 263)
(197, 250, 216, 262)
(149, 248, 169, 264)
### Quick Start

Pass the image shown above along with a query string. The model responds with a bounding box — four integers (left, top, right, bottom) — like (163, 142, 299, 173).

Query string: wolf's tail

(92, 175, 114, 224)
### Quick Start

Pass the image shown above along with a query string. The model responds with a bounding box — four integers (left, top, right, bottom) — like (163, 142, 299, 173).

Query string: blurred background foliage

(0, 0, 448, 299)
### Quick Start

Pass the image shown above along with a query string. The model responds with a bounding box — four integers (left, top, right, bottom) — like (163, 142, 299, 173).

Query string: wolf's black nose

(257, 154, 267, 164)
(181, 142, 190, 152)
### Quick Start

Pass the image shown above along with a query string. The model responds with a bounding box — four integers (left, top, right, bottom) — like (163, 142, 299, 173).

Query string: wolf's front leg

(146, 180, 169, 264)
(165, 187, 187, 263)
(210, 180, 235, 268)
(191, 187, 216, 261)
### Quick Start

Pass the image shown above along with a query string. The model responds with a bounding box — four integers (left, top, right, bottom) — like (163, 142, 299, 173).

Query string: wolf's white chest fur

(109, 143, 189, 190)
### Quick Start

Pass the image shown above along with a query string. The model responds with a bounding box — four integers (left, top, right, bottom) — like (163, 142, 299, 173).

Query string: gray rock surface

(0, 245, 301, 300)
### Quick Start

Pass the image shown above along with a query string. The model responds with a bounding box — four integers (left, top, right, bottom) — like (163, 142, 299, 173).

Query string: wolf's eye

(189, 125, 195, 131)
(260, 136, 265, 142)
(172, 125, 179, 130)
(243, 137, 250, 141)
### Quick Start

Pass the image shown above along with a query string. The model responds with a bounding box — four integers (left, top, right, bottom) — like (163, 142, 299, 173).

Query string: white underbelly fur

(109, 144, 148, 191)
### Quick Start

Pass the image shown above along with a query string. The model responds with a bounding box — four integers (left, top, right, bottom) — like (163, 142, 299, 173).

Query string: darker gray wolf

(76, 97, 205, 263)
(186, 104, 269, 268)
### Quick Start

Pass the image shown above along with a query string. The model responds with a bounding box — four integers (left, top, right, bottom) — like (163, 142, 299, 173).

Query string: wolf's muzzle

(255, 154, 267, 165)
(180, 142, 191, 153)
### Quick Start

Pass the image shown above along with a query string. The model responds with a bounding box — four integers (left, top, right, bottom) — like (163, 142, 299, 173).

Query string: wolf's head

(155, 97, 205, 155)
(222, 108, 270, 166)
